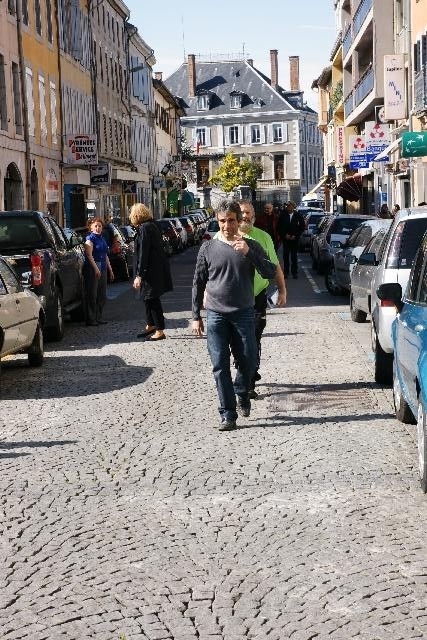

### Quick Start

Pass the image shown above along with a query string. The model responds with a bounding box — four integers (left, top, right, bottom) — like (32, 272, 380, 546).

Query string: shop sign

(153, 176, 166, 189)
(384, 55, 406, 120)
(90, 163, 110, 185)
(349, 135, 369, 169)
(66, 134, 98, 165)
(336, 126, 345, 165)
(365, 121, 390, 161)
(402, 131, 427, 158)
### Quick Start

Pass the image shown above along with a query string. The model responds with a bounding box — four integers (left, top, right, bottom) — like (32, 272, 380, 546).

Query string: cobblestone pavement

(1, 249, 427, 640)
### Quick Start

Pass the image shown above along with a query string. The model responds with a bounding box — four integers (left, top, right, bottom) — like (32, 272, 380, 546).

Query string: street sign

(402, 132, 427, 158)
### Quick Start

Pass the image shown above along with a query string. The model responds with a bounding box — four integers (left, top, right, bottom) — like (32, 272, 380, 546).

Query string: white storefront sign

(65, 134, 98, 165)
(336, 126, 345, 165)
(384, 54, 406, 121)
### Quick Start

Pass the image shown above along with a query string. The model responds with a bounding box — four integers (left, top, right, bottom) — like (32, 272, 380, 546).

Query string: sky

(124, 0, 337, 110)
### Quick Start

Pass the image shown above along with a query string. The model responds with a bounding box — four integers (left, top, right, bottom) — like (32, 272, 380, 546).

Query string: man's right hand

(192, 319, 204, 336)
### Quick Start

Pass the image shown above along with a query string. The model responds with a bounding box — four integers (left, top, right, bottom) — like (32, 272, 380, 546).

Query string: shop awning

(374, 138, 401, 161)
(302, 175, 329, 200)
(335, 174, 363, 201)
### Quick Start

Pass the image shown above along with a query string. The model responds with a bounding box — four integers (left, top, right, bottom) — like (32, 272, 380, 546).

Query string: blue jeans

(206, 307, 257, 421)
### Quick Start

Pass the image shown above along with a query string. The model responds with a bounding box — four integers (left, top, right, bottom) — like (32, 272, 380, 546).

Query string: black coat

(278, 210, 306, 242)
(133, 220, 173, 299)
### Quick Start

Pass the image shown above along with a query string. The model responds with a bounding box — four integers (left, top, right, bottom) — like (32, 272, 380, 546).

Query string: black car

(0, 210, 85, 340)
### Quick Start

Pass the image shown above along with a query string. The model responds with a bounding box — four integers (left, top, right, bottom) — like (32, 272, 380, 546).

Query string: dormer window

(230, 90, 243, 109)
(196, 93, 209, 111)
(230, 94, 242, 109)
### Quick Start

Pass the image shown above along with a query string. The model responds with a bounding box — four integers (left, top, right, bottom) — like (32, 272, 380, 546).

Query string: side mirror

(358, 252, 376, 266)
(376, 282, 403, 312)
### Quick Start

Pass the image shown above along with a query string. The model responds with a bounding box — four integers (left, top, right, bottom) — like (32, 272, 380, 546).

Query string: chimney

(188, 54, 196, 98)
(154, 72, 163, 81)
(247, 58, 253, 67)
(270, 49, 278, 90)
(289, 56, 300, 91)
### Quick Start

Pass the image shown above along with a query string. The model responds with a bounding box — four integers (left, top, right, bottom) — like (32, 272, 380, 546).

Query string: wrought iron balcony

(343, 26, 352, 57)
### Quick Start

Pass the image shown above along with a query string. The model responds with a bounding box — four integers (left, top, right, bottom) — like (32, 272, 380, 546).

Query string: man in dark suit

(278, 201, 306, 279)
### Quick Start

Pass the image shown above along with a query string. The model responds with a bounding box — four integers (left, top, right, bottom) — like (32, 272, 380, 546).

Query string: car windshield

(0, 216, 45, 249)
(330, 218, 366, 235)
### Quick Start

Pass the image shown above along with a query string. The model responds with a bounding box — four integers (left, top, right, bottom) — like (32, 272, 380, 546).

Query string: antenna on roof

(181, 15, 186, 60)
(242, 42, 245, 58)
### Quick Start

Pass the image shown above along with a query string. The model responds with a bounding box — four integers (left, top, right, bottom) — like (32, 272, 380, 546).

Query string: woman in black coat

(129, 203, 173, 341)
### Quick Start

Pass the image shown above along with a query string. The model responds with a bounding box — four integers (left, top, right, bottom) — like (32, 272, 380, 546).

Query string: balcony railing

(353, 0, 373, 38)
(343, 25, 352, 57)
(344, 91, 354, 118)
(414, 67, 427, 115)
(354, 66, 374, 107)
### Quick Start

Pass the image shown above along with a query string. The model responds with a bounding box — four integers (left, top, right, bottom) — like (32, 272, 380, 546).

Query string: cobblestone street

(1, 249, 427, 640)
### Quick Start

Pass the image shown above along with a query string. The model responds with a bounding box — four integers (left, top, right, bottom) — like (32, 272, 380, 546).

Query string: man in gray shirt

(192, 199, 276, 431)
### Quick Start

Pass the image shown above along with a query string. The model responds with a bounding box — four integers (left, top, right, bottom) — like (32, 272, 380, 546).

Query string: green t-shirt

(214, 227, 278, 296)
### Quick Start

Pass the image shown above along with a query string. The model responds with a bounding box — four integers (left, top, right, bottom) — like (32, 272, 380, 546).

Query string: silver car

(326, 218, 391, 295)
(0, 257, 45, 375)
(349, 226, 390, 323)
(369, 207, 427, 384)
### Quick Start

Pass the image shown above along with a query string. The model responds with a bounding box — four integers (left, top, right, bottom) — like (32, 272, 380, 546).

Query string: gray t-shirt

(192, 237, 276, 319)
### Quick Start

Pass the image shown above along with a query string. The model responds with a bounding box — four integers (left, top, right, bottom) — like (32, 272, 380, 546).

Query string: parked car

(155, 219, 182, 253)
(0, 256, 45, 375)
(349, 226, 390, 323)
(103, 222, 131, 281)
(169, 217, 188, 248)
(325, 218, 391, 295)
(179, 216, 197, 245)
(0, 210, 85, 341)
(311, 214, 374, 274)
(376, 231, 427, 491)
(370, 206, 427, 384)
(202, 219, 220, 242)
(297, 209, 327, 252)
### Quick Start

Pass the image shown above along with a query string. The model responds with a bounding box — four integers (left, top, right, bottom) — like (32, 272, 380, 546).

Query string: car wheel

(45, 288, 64, 342)
(28, 321, 44, 367)
(371, 321, 393, 385)
(417, 402, 427, 493)
(350, 293, 367, 323)
(325, 268, 344, 295)
(393, 360, 416, 424)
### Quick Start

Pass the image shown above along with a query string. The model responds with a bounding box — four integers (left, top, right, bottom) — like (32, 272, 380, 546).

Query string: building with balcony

(164, 50, 323, 209)
(411, 0, 427, 203)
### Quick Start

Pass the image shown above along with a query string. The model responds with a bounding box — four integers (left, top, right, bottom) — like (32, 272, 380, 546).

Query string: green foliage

(209, 153, 262, 193)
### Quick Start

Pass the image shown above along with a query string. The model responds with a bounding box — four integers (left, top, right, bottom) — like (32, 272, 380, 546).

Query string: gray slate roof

(164, 59, 316, 117)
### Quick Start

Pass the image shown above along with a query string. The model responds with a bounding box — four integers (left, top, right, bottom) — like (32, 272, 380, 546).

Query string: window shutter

(260, 125, 266, 144)
(39, 75, 47, 141)
(238, 124, 243, 145)
(205, 127, 211, 146)
(282, 123, 288, 142)
(225, 127, 230, 146)
(25, 68, 35, 137)
(245, 125, 251, 144)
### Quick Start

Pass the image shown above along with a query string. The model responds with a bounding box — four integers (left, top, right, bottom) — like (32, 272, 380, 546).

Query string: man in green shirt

(215, 201, 287, 397)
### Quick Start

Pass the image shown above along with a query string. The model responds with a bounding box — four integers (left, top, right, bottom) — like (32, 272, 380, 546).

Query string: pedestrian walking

(192, 199, 276, 431)
(238, 200, 287, 398)
(255, 202, 281, 249)
(378, 203, 391, 219)
(392, 204, 400, 217)
(277, 201, 305, 279)
(83, 218, 114, 326)
(130, 203, 173, 341)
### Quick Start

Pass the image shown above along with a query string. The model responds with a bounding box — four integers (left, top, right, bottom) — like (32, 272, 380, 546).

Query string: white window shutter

(205, 127, 211, 146)
(260, 125, 266, 144)
(238, 124, 243, 144)
(282, 123, 288, 142)
(225, 127, 230, 146)
(246, 125, 251, 144)
(25, 68, 35, 137)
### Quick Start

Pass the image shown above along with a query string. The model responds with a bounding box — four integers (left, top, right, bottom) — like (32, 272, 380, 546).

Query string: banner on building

(66, 134, 98, 165)
(45, 169, 59, 203)
(336, 126, 345, 165)
(384, 55, 406, 120)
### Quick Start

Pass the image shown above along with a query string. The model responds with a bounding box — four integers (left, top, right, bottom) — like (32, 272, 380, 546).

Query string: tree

(209, 153, 262, 193)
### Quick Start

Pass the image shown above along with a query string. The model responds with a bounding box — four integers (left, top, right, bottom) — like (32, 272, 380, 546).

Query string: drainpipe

(55, 0, 64, 224)
(16, 1, 32, 208)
